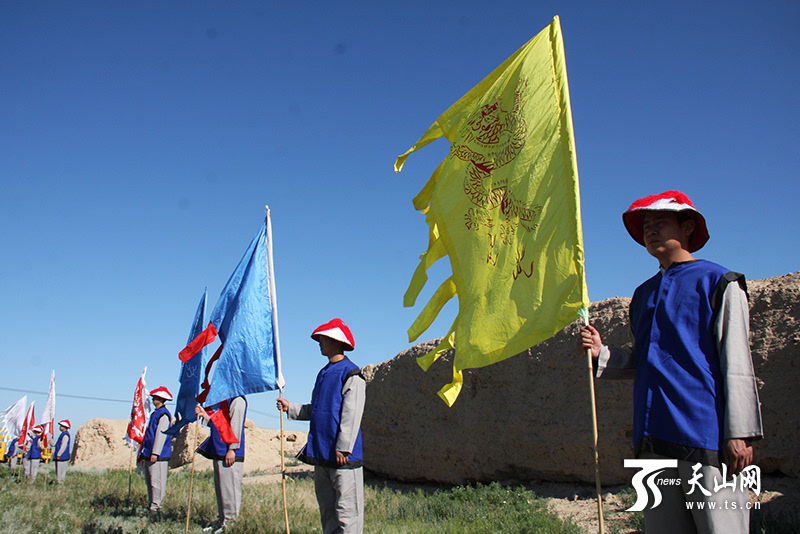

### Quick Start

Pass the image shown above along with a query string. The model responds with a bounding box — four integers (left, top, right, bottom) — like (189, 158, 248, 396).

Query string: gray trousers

(26, 458, 40, 480)
(55, 460, 68, 483)
(144, 460, 169, 511)
(640, 452, 750, 534)
(213, 459, 244, 522)
(314, 466, 364, 534)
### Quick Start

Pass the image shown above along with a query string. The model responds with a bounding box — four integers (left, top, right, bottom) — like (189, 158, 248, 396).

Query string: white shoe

(213, 517, 236, 533)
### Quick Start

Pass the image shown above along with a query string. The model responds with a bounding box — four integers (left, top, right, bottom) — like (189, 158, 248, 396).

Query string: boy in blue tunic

(578, 191, 763, 534)
(277, 318, 366, 534)
(6, 438, 18, 469)
(25, 426, 43, 481)
(195, 395, 247, 533)
(54, 419, 71, 483)
(139, 386, 174, 513)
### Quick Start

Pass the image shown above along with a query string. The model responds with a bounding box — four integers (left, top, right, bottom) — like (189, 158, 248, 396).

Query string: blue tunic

(630, 260, 733, 453)
(197, 397, 247, 461)
(55, 431, 71, 461)
(29, 435, 42, 460)
(299, 358, 363, 468)
(140, 406, 173, 459)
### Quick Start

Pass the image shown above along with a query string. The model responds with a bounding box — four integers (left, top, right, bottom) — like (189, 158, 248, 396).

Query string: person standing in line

(139, 386, 174, 513)
(277, 318, 366, 534)
(20, 435, 29, 477)
(54, 420, 71, 484)
(196, 395, 248, 534)
(577, 191, 763, 534)
(6, 437, 18, 470)
(25, 426, 44, 481)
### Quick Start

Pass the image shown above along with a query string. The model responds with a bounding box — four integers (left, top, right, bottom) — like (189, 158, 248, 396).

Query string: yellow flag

(395, 16, 589, 406)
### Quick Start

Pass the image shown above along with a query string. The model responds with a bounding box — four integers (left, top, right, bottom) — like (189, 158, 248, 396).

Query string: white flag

(41, 370, 56, 439)
(1, 396, 27, 438)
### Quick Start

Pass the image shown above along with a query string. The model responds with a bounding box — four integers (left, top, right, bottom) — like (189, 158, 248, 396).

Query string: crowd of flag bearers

(130, 317, 365, 534)
(3, 419, 71, 485)
(2, 314, 367, 534)
(3, 317, 366, 534)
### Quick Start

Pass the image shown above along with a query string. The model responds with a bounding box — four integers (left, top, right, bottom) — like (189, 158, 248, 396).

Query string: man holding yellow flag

(395, 16, 589, 406)
(578, 191, 762, 533)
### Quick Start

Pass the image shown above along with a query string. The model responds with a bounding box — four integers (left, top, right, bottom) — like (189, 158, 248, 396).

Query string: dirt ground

(247, 469, 800, 533)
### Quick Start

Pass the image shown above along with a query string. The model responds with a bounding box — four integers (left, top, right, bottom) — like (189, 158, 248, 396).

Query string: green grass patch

(366, 482, 582, 534)
(2, 464, 797, 534)
(0, 465, 579, 533)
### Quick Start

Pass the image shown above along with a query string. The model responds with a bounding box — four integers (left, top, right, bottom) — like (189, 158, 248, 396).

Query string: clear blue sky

(2, 1, 798, 435)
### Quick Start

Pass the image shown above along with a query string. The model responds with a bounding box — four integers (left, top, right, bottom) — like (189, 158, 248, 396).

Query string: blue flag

(166, 290, 207, 437)
(180, 211, 284, 407)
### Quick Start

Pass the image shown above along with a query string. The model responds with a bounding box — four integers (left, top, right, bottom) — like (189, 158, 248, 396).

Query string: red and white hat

(311, 318, 355, 351)
(150, 386, 173, 401)
(623, 190, 709, 252)
(58, 420, 71, 429)
(32, 425, 43, 433)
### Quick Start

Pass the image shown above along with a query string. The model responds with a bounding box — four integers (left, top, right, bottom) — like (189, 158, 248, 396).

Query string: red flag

(125, 367, 150, 453)
(179, 323, 218, 363)
(204, 399, 239, 445)
(18, 402, 35, 451)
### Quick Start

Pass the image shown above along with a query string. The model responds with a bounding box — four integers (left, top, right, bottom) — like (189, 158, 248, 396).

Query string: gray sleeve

(716, 282, 763, 441)
(152, 414, 170, 456)
(227, 397, 247, 451)
(335, 374, 366, 453)
(287, 402, 312, 421)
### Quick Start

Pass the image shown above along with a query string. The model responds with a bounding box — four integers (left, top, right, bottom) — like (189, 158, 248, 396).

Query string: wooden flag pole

(583, 315, 605, 534)
(43, 443, 51, 489)
(128, 448, 135, 503)
(266, 206, 290, 534)
(185, 421, 201, 533)
(280, 390, 290, 534)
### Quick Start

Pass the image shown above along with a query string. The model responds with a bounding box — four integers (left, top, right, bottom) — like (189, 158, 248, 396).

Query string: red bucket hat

(58, 420, 71, 429)
(622, 190, 709, 252)
(150, 386, 173, 401)
(311, 318, 355, 351)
